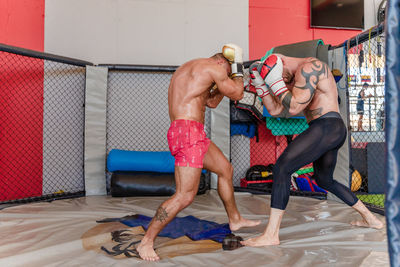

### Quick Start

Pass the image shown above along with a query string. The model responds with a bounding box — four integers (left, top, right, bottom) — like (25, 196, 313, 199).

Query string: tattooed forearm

(297, 60, 329, 104)
(305, 108, 323, 118)
(278, 108, 290, 118)
(279, 92, 292, 110)
(155, 206, 168, 223)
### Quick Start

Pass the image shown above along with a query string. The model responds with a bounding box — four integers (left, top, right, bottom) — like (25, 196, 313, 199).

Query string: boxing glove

(222, 234, 244, 250)
(249, 61, 270, 98)
(259, 54, 288, 96)
(222, 43, 244, 78)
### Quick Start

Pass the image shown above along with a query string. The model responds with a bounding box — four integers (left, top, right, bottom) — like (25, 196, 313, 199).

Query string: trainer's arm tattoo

(279, 92, 292, 110)
(297, 60, 329, 104)
(155, 206, 168, 223)
(304, 108, 323, 118)
(278, 107, 290, 117)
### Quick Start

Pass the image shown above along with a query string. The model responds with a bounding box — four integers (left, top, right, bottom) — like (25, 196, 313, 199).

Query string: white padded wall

(45, 0, 249, 65)
(364, 0, 385, 29)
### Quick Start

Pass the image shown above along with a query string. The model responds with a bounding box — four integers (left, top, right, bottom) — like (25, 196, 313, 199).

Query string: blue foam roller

(107, 149, 175, 173)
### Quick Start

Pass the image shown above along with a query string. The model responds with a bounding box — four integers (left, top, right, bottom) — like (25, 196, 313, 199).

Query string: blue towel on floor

(98, 214, 231, 243)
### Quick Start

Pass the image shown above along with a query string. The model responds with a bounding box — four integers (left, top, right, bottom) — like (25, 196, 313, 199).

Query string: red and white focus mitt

(248, 61, 269, 98)
(259, 55, 288, 96)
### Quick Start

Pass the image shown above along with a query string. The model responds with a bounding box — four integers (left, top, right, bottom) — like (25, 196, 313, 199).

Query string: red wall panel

(250, 124, 284, 166)
(0, 0, 44, 201)
(0, 0, 44, 51)
(249, 0, 361, 60)
(248, 0, 362, 168)
(0, 53, 44, 201)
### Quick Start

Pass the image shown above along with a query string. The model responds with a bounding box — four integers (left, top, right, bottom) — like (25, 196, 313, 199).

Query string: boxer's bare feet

(230, 217, 261, 231)
(351, 216, 384, 229)
(137, 239, 159, 261)
(351, 200, 384, 229)
(241, 234, 280, 247)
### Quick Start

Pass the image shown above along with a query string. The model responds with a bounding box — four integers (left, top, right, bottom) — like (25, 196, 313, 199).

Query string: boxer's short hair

(212, 53, 228, 63)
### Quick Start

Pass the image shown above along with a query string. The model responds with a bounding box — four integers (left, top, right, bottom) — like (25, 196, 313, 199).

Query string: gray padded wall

(84, 66, 108, 196)
(42, 61, 85, 195)
(210, 97, 230, 189)
(273, 40, 329, 64)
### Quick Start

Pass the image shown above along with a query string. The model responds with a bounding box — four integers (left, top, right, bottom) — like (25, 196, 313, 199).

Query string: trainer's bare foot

(351, 216, 384, 229)
(230, 217, 261, 231)
(240, 234, 280, 247)
(136, 240, 160, 261)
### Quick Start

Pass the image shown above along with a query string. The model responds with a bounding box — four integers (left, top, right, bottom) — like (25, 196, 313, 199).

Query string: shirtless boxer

(241, 54, 383, 247)
(137, 44, 260, 261)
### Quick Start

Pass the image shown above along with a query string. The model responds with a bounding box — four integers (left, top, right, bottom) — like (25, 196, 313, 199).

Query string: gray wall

(45, 0, 249, 65)
(44, 0, 380, 65)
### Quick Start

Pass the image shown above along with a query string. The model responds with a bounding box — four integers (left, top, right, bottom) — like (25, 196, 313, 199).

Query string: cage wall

(1, 26, 386, 211)
(104, 68, 211, 192)
(231, 24, 386, 212)
(346, 26, 386, 211)
(0, 45, 88, 204)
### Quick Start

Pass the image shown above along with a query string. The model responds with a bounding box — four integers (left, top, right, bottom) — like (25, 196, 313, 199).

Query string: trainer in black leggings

(271, 111, 359, 210)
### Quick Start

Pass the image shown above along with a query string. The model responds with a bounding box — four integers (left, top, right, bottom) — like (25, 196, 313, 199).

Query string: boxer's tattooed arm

(155, 206, 168, 223)
(297, 60, 329, 104)
(305, 108, 323, 118)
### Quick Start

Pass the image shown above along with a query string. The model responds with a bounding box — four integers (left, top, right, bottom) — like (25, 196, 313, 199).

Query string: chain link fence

(232, 24, 386, 213)
(105, 67, 211, 192)
(0, 45, 89, 204)
(346, 27, 385, 211)
(1, 27, 385, 211)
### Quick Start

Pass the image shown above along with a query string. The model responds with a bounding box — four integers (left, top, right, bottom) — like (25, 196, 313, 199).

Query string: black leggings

(271, 112, 359, 210)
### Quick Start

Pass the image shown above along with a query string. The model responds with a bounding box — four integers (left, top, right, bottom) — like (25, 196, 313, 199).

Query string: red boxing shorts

(167, 119, 211, 168)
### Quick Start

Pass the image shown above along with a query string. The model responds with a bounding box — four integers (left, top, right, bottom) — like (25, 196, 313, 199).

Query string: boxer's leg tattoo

(297, 60, 328, 104)
(155, 206, 168, 223)
(279, 92, 292, 110)
(305, 107, 323, 118)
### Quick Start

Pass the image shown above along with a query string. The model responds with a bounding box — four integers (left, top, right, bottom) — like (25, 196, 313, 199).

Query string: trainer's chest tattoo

(297, 60, 328, 104)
